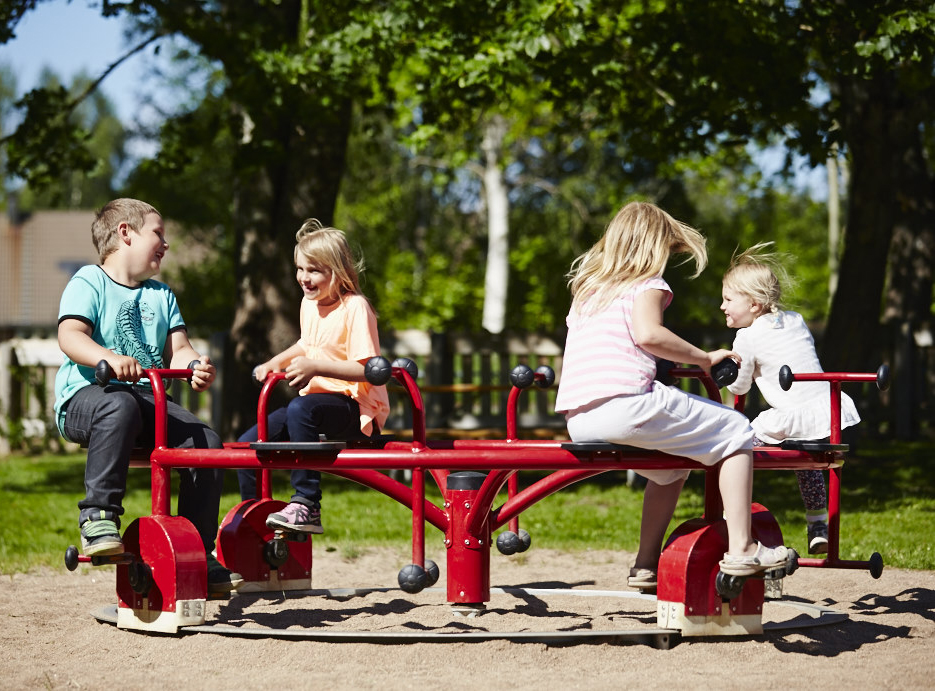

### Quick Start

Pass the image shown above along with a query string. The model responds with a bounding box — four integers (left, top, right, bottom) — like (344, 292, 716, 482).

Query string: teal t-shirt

(53, 265, 186, 435)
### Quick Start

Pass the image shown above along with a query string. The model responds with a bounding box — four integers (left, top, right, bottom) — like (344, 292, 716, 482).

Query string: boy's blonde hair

(568, 201, 707, 314)
(722, 242, 791, 314)
(294, 219, 363, 297)
(92, 198, 160, 262)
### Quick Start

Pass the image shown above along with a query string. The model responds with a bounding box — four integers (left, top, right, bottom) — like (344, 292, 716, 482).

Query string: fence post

(0, 341, 11, 455)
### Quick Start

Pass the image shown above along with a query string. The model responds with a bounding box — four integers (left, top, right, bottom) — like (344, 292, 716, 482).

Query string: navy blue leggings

(237, 393, 362, 507)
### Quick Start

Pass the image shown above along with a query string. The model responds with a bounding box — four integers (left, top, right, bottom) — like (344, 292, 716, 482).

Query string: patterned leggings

(754, 437, 827, 511)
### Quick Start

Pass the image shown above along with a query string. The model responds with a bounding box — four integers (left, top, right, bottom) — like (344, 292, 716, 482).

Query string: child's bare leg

(634, 477, 686, 569)
(718, 450, 757, 556)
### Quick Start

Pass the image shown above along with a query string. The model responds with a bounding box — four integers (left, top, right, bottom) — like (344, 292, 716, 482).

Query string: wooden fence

(2, 322, 928, 454)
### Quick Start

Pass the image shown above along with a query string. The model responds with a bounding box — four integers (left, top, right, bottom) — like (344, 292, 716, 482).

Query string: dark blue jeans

(237, 393, 363, 508)
(61, 383, 225, 554)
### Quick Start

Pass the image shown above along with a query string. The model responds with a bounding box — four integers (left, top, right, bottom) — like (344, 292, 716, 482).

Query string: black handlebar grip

(711, 358, 739, 387)
(392, 357, 419, 380)
(95, 360, 114, 386)
(510, 364, 535, 389)
(876, 364, 890, 391)
(779, 364, 794, 391)
(654, 359, 677, 386)
(365, 356, 393, 386)
(534, 365, 556, 388)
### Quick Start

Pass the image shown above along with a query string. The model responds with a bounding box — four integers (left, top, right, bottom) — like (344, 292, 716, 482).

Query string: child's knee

(99, 390, 143, 432)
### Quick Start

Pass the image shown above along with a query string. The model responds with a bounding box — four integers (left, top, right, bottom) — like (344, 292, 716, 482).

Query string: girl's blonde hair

(567, 201, 707, 314)
(722, 242, 791, 314)
(294, 219, 363, 298)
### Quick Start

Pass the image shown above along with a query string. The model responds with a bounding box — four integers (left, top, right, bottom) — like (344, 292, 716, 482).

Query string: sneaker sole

(809, 538, 829, 555)
(266, 517, 323, 534)
(81, 538, 125, 557)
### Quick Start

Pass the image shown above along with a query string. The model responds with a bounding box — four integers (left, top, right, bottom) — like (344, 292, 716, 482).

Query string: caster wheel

(398, 564, 427, 593)
(516, 529, 531, 553)
(264, 537, 290, 569)
(715, 571, 745, 600)
(424, 560, 440, 587)
(127, 560, 154, 595)
(496, 531, 520, 555)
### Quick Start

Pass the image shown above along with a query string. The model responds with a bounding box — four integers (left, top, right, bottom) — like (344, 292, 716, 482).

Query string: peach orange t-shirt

(296, 293, 390, 435)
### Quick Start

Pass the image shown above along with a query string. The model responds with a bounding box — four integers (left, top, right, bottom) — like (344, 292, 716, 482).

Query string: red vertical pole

(147, 371, 171, 517)
(445, 472, 490, 605)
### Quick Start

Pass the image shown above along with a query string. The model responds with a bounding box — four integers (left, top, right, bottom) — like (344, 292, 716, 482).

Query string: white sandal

(719, 543, 789, 577)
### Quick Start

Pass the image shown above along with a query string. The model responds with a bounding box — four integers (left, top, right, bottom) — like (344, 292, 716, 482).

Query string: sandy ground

(1, 546, 933, 690)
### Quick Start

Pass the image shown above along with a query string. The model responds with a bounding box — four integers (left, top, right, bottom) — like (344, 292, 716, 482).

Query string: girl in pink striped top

(556, 201, 789, 589)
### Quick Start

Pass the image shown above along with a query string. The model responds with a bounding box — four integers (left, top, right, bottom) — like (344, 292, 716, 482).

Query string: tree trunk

(822, 71, 932, 373)
(221, 101, 354, 438)
(481, 116, 509, 335)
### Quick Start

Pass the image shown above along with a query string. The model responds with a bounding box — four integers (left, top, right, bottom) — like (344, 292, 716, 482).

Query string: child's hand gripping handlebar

(95, 359, 203, 386)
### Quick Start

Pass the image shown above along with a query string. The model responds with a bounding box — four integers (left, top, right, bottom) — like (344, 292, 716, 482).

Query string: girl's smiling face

(721, 285, 762, 328)
(296, 255, 338, 304)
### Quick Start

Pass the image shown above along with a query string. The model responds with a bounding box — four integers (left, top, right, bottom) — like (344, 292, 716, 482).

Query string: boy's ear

(117, 221, 133, 245)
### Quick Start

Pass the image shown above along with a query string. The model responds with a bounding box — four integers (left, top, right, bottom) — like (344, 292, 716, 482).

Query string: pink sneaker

(266, 502, 323, 534)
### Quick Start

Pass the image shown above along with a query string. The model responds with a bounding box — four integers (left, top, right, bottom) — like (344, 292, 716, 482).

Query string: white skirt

(752, 392, 860, 444)
(565, 381, 754, 485)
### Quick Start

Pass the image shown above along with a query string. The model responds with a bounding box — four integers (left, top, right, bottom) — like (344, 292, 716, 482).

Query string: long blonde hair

(294, 219, 364, 299)
(567, 201, 707, 314)
(722, 242, 792, 315)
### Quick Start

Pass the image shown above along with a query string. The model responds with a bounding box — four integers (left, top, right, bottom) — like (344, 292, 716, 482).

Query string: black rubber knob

(510, 364, 534, 388)
(711, 358, 739, 387)
(876, 364, 890, 391)
(392, 357, 419, 380)
(365, 356, 393, 385)
(779, 364, 794, 391)
(534, 365, 555, 388)
(95, 360, 114, 386)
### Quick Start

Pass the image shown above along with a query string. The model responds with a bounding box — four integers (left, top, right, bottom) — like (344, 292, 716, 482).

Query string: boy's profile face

(122, 212, 168, 282)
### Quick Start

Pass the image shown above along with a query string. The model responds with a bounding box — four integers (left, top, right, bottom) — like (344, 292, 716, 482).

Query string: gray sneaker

(206, 554, 244, 594)
(80, 518, 124, 556)
(807, 521, 829, 554)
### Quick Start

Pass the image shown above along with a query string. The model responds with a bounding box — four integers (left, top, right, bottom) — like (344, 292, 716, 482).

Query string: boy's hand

(190, 357, 216, 392)
(285, 356, 315, 389)
(107, 355, 145, 383)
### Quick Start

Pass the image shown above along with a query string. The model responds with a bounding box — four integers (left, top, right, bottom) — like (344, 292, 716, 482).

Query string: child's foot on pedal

(627, 567, 657, 590)
(266, 502, 323, 534)
(807, 521, 829, 554)
(719, 543, 790, 577)
(206, 554, 244, 594)
(80, 516, 124, 556)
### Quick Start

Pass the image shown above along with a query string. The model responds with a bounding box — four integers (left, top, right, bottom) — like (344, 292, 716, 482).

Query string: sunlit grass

(1, 439, 932, 574)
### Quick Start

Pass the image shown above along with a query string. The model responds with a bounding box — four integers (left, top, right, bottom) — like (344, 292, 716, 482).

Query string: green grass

(1, 439, 933, 574)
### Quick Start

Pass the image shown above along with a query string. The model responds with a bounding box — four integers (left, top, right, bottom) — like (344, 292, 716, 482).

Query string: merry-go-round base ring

(90, 585, 847, 650)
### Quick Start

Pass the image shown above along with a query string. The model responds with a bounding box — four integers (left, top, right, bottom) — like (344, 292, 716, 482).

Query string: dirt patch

(2, 546, 933, 690)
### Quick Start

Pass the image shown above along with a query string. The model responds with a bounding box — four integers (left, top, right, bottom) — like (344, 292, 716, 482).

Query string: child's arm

(165, 329, 216, 392)
(58, 318, 145, 382)
(632, 289, 739, 374)
(283, 356, 368, 390)
(253, 343, 306, 382)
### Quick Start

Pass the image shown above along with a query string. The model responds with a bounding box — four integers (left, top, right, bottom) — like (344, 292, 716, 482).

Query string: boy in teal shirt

(54, 198, 241, 594)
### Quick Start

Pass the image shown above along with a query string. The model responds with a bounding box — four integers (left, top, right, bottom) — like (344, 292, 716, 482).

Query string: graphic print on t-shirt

(115, 300, 163, 368)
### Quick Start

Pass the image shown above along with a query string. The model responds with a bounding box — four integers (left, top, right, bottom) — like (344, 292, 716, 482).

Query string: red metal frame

(96, 360, 884, 635)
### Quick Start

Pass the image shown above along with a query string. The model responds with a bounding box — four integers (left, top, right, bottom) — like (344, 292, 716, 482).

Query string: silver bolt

(464, 539, 470, 546)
